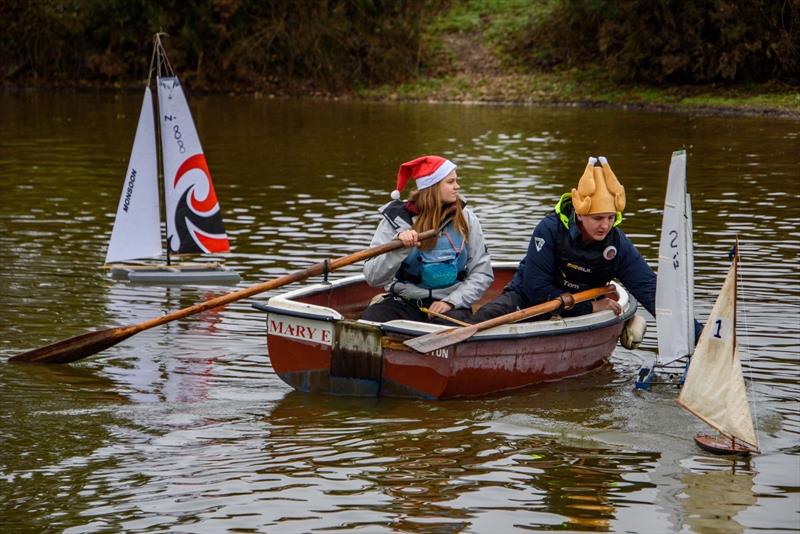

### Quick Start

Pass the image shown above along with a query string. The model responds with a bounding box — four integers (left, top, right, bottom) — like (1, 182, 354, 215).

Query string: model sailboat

(635, 149, 694, 388)
(105, 34, 240, 284)
(677, 243, 759, 455)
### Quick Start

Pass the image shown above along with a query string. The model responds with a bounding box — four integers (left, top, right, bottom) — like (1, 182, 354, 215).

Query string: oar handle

(473, 285, 616, 333)
(134, 228, 439, 333)
(419, 307, 471, 327)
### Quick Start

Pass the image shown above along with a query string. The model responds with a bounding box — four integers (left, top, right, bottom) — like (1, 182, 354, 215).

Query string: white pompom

(391, 190, 401, 200)
(599, 156, 608, 165)
(588, 156, 598, 165)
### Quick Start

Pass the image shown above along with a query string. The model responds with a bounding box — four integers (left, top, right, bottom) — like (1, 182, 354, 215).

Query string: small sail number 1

(711, 318, 728, 340)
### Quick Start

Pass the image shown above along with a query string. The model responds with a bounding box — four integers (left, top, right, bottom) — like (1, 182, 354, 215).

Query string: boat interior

(280, 263, 518, 320)
(254, 261, 633, 344)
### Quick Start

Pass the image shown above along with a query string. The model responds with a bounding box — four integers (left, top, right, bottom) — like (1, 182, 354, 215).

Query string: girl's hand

(428, 300, 454, 317)
(398, 229, 420, 247)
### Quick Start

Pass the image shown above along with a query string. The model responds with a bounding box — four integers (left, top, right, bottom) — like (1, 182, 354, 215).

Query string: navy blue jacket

(508, 196, 657, 318)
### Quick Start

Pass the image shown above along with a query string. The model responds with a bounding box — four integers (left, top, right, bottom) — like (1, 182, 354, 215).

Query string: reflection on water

(681, 468, 756, 534)
(0, 93, 798, 531)
(258, 393, 661, 532)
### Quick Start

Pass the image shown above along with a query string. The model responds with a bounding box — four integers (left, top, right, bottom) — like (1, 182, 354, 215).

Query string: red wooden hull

(694, 434, 758, 456)
(256, 263, 634, 399)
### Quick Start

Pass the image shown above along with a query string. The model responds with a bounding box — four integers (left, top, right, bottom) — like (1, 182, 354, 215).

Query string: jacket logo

(535, 237, 545, 252)
(566, 262, 591, 273)
(603, 246, 617, 260)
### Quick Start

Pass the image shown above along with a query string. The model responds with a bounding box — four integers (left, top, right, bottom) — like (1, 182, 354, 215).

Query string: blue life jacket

(398, 223, 469, 289)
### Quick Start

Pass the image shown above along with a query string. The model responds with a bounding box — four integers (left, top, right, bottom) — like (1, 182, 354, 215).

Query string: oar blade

(404, 325, 480, 354)
(9, 326, 137, 364)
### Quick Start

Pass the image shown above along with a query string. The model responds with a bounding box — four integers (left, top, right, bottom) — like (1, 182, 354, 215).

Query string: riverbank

(354, 30, 799, 118)
(5, 69, 798, 119)
(358, 75, 799, 119)
(7, 83, 796, 121)
(370, 1, 798, 118)
(5, 33, 797, 119)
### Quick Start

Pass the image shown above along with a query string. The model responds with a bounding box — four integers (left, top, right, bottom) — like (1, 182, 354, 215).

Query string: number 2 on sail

(669, 229, 680, 269)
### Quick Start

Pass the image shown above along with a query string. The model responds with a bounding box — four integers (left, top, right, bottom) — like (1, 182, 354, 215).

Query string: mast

(685, 192, 695, 348)
(732, 237, 739, 451)
(152, 33, 173, 265)
(732, 237, 739, 367)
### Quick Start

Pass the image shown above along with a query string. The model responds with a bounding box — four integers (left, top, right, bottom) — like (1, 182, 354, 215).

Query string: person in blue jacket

(474, 156, 700, 339)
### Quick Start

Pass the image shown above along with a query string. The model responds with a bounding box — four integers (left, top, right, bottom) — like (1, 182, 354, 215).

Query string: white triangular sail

(157, 76, 230, 256)
(655, 149, 695, 365)
(105, 87, 161, 264)
(677, 261, 758, 448)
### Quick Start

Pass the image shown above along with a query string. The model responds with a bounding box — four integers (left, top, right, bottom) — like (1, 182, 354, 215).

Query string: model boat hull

(694, 434, 758, 456)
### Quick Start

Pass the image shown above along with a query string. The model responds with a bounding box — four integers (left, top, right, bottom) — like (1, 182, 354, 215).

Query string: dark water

(1, 92, 798, 532)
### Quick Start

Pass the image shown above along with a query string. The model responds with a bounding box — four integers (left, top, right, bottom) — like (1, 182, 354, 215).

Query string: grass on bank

(358, 1, 800, 116)
(359, 69, 800, 116)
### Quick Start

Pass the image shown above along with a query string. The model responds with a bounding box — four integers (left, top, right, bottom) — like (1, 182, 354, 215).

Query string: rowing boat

(253, 261, 637, 399)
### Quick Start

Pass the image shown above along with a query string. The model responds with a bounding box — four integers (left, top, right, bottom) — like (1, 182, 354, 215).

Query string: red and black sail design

(167, 153, 230, 254)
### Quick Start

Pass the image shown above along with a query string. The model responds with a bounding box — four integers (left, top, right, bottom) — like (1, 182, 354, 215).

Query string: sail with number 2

(655, 149, 695, 366)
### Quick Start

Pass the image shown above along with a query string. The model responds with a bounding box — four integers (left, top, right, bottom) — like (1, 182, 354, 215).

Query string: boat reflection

(100, 283, 229, 404)
(260, 389, 660, 531)
(681, 468, 756, 533)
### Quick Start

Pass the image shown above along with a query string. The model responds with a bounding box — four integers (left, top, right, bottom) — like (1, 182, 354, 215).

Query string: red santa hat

(391, 155, 456, 200)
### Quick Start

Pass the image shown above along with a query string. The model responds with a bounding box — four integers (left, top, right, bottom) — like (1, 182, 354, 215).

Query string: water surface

(1, 92, 798, 532)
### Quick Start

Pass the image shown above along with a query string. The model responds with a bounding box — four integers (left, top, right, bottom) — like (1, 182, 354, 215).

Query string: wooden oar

(419, 307, 471, 327)
(404, 286, 616, 354)
(10, 229, 438, 365)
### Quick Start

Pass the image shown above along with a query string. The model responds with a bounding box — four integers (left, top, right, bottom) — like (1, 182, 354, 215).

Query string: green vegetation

(0, 0, 445, 91)
(1, 0, 798, 115)
(370, 0, 800, 115)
